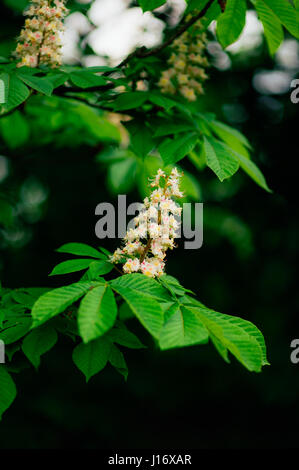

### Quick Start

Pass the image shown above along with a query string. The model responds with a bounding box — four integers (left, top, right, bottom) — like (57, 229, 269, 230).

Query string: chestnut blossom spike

(110, 168, 184, 278)
(14, 0, 69, 68)
(158, 18, 209, 102)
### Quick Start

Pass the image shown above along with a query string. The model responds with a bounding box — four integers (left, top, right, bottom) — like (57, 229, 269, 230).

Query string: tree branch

(117, 0, 215, 68)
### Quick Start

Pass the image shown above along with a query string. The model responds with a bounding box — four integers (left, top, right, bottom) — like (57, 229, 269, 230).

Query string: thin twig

(117, 0, 215, 68)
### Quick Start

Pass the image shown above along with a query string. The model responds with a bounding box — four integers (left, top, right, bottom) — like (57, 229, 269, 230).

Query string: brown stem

(117, 0, 215, 68)
(140, 238, 152, 264)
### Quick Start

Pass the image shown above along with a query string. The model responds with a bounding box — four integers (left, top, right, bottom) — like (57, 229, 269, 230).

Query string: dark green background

(0, 1, 298, 449)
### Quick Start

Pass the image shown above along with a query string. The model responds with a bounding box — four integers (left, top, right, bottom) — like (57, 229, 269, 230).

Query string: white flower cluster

(15, 0, 68, 68)
(158, 18, 209, 102)
(110, 168, 184, 278)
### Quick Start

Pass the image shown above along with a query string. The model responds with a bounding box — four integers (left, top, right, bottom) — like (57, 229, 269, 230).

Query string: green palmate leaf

(261, 0, 299, 39)
(216, 0, 247, 48)
(138, 0, 167, 12)
(109, 344, 128, 380)
(88, 260, 114, 278)
(189, 305, 266, 372)
(78, 284, 117, 343)
(22, 325, 58, 368)
(159, 303, 209, 350)
(0, 317, 32, 344)
(111, 278, 164, 339)
(159, 132, 198, 166)
(17, 73, 54, 97)
(232, 151, 272, 192)
(72, 337, 111, 382)
(255, 0, 284, 55)
(69, 71, 107, 88)
(56, 242, 105, 259)
(107, 159, 137, 193)
(0, 110, 30, 149)
(107, 326, 146, 349)
(31, 282, 98, 328)
(112, 91, 148, 111)
(0, 366, 17, 421)
(49, 258, 93, 276)
(0, 74, 30, 114)
(203, 136, 239, 181)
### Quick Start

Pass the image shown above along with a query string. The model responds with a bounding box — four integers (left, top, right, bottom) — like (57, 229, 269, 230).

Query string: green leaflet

(22, 325, 58, 368)
(56, 243, 105, 259)
(88, 261, 114, 278)
(255, 0, 284, 55)
(112, 91, 148, 111)
(191, 305, 267, 372)
(78, 284, 117, 343)
(159, 133, 198, 166)
(203, 136, 239, 181)
(232, 151, 272, 192)
(69, 71, 106, 89)
(0, 74, 30, 114)
(0, 317, 32, 344)
(72, 337, 112, 382)
(110, 281, 164, 339)
(107, 326, 146, 349)
(261, 0, 299, 39)
(111, 273, 171, 302)
(49, 259, 94, 276)
(31, 281, 99, 328)
(16, 73, 54, 96)
(159, 303, 209, 350)
(109, 344, 128, 380)
(0, 366, 17, 421)
(217, 0, 247, 48)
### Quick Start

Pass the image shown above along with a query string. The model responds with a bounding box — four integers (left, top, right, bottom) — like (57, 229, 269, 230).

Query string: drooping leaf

(232, 151, 272, 192)
(109, 344, 128, 380)
(261, 0, 299, 39)
(0, 317, 32, 345)
(0, 74, 30, 114)
(255, 0, 284, 55)
(107, 326, 145, 349)
(72, 337, 111, 382)
(78, 285, 117, 343)
(217, 0, 247, 48)
(203, 136, 239, 181)
(22, 326, 58, 368)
